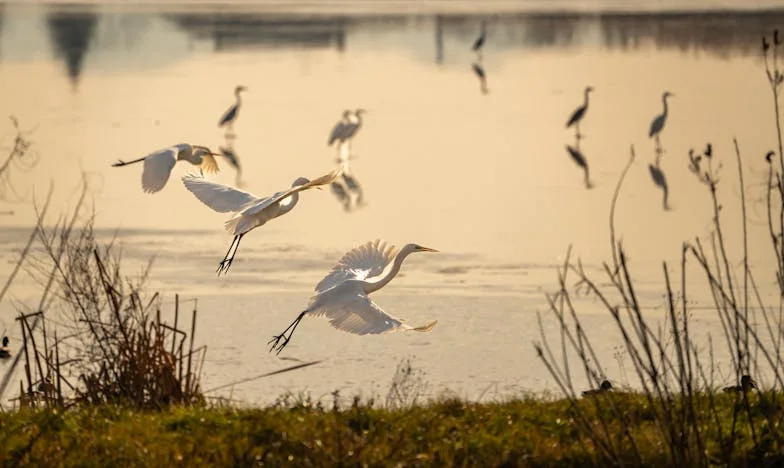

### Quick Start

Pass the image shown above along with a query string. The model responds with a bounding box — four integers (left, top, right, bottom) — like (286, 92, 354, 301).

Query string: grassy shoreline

(1, 391, 781, 466)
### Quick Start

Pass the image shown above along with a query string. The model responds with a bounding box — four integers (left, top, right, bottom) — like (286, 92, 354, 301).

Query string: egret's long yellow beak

(417, 246, 439, 253)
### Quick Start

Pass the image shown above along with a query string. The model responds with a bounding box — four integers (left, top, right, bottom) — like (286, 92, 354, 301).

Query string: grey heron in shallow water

(649, 91, 674, 150)
(218, 85, 248, 133)
(268, 239, 438, 355)
(182, 167, 341, 276)
(566, 86, 593, 140)
(327, 110, 352, 147)
(112, 143, 220, 193)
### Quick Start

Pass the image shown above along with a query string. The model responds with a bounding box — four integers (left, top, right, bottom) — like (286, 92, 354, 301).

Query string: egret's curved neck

(235, 90, 243, 105)
(661, 95, 669, 116)
(583, 90, 590, 108)
(363, 245, 416, 294)
(279, 192, 300, 215)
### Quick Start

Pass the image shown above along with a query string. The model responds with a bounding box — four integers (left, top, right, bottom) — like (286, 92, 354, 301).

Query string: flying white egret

(182, 167, 341, 275)
(112, 144, 220, 193)
(218, 85, 248, 133)
(566, 86, 593, 140)
(472, 21, 486, 53)
(649, 91, 674, 148)
(268, 239, 439, 354)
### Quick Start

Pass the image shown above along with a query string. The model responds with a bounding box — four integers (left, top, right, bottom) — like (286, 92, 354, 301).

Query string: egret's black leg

(217, 233, 244, 276)
(268, 311, 307, 355)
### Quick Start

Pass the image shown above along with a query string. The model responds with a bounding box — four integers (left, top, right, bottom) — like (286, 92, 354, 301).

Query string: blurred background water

(0, 1, 782, 405)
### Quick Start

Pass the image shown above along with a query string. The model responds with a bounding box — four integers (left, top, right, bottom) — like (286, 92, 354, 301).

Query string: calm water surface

(0, 1, 782, 405)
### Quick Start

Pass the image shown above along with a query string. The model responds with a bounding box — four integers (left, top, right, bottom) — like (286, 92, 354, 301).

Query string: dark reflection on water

(165, 13, 348, 52)
(46, 7, 97, 89)
(6, 7, 783, 87)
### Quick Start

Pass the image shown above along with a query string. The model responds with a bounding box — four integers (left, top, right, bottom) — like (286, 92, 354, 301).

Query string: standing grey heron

(268, 239, 439, 354)
(340, 109, 367, 157)
(566, 86, 593, 140)
(327, 110, 352, 147)
(112, 143, 220, 193)
(182, 167, 341, 275)
(649, 91, 674, 150)
(218, 85, 248, 134)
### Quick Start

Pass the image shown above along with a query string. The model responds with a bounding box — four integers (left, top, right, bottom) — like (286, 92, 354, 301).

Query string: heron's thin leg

(268, 311, 307, 354)
(217, 234, 244, 275)
(111, 156, 147, 167)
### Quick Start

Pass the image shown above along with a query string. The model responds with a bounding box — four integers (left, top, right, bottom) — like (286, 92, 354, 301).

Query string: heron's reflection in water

(219, 133, 243, 188)
(330, 147, 365, 212)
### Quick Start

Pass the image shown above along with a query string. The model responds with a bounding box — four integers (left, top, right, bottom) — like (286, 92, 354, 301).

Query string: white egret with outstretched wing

(112, 144, 220, 193)
(268, 239, 439, 354)
(182, 167, 341, 275)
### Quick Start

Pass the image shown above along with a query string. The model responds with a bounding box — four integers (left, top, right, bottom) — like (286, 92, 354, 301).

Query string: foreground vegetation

(0, 391, 781, 466)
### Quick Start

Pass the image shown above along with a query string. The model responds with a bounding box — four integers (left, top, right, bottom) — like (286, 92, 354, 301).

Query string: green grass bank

(1, 391, 782, 466)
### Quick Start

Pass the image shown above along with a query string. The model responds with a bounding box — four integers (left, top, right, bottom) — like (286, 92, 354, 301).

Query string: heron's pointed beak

(417, 246, 439, 253)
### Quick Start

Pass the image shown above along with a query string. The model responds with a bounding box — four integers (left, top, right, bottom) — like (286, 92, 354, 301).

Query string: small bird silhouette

(582, 380, 613, 397)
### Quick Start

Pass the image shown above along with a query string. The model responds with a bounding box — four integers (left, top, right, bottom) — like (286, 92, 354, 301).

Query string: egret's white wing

(242, 167, 342, 218)
(182, 175, 260, 213)
(141, 147, 177, 193)
(310, 284, 436, 335)
(315, 239, 396, 293)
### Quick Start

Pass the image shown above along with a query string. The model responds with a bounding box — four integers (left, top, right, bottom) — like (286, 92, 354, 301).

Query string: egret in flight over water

(218, 85, 248, 133)
(182, 167, 341, 275)
(112, 143, 220, 193)
(649, 91, 673, 150)
(268, 239, 439, 354)
(566, 86, 593, 140)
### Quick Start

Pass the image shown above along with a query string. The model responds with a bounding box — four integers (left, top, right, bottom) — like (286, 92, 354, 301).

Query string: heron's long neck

(235, 91, 242, 106)
(583, 90, 590, 108)
(363, 246, 415, 294)
(661, 96, 668, 117)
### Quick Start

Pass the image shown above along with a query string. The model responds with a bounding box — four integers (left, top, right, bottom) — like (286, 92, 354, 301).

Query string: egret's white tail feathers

(409, 320, 437, 332)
